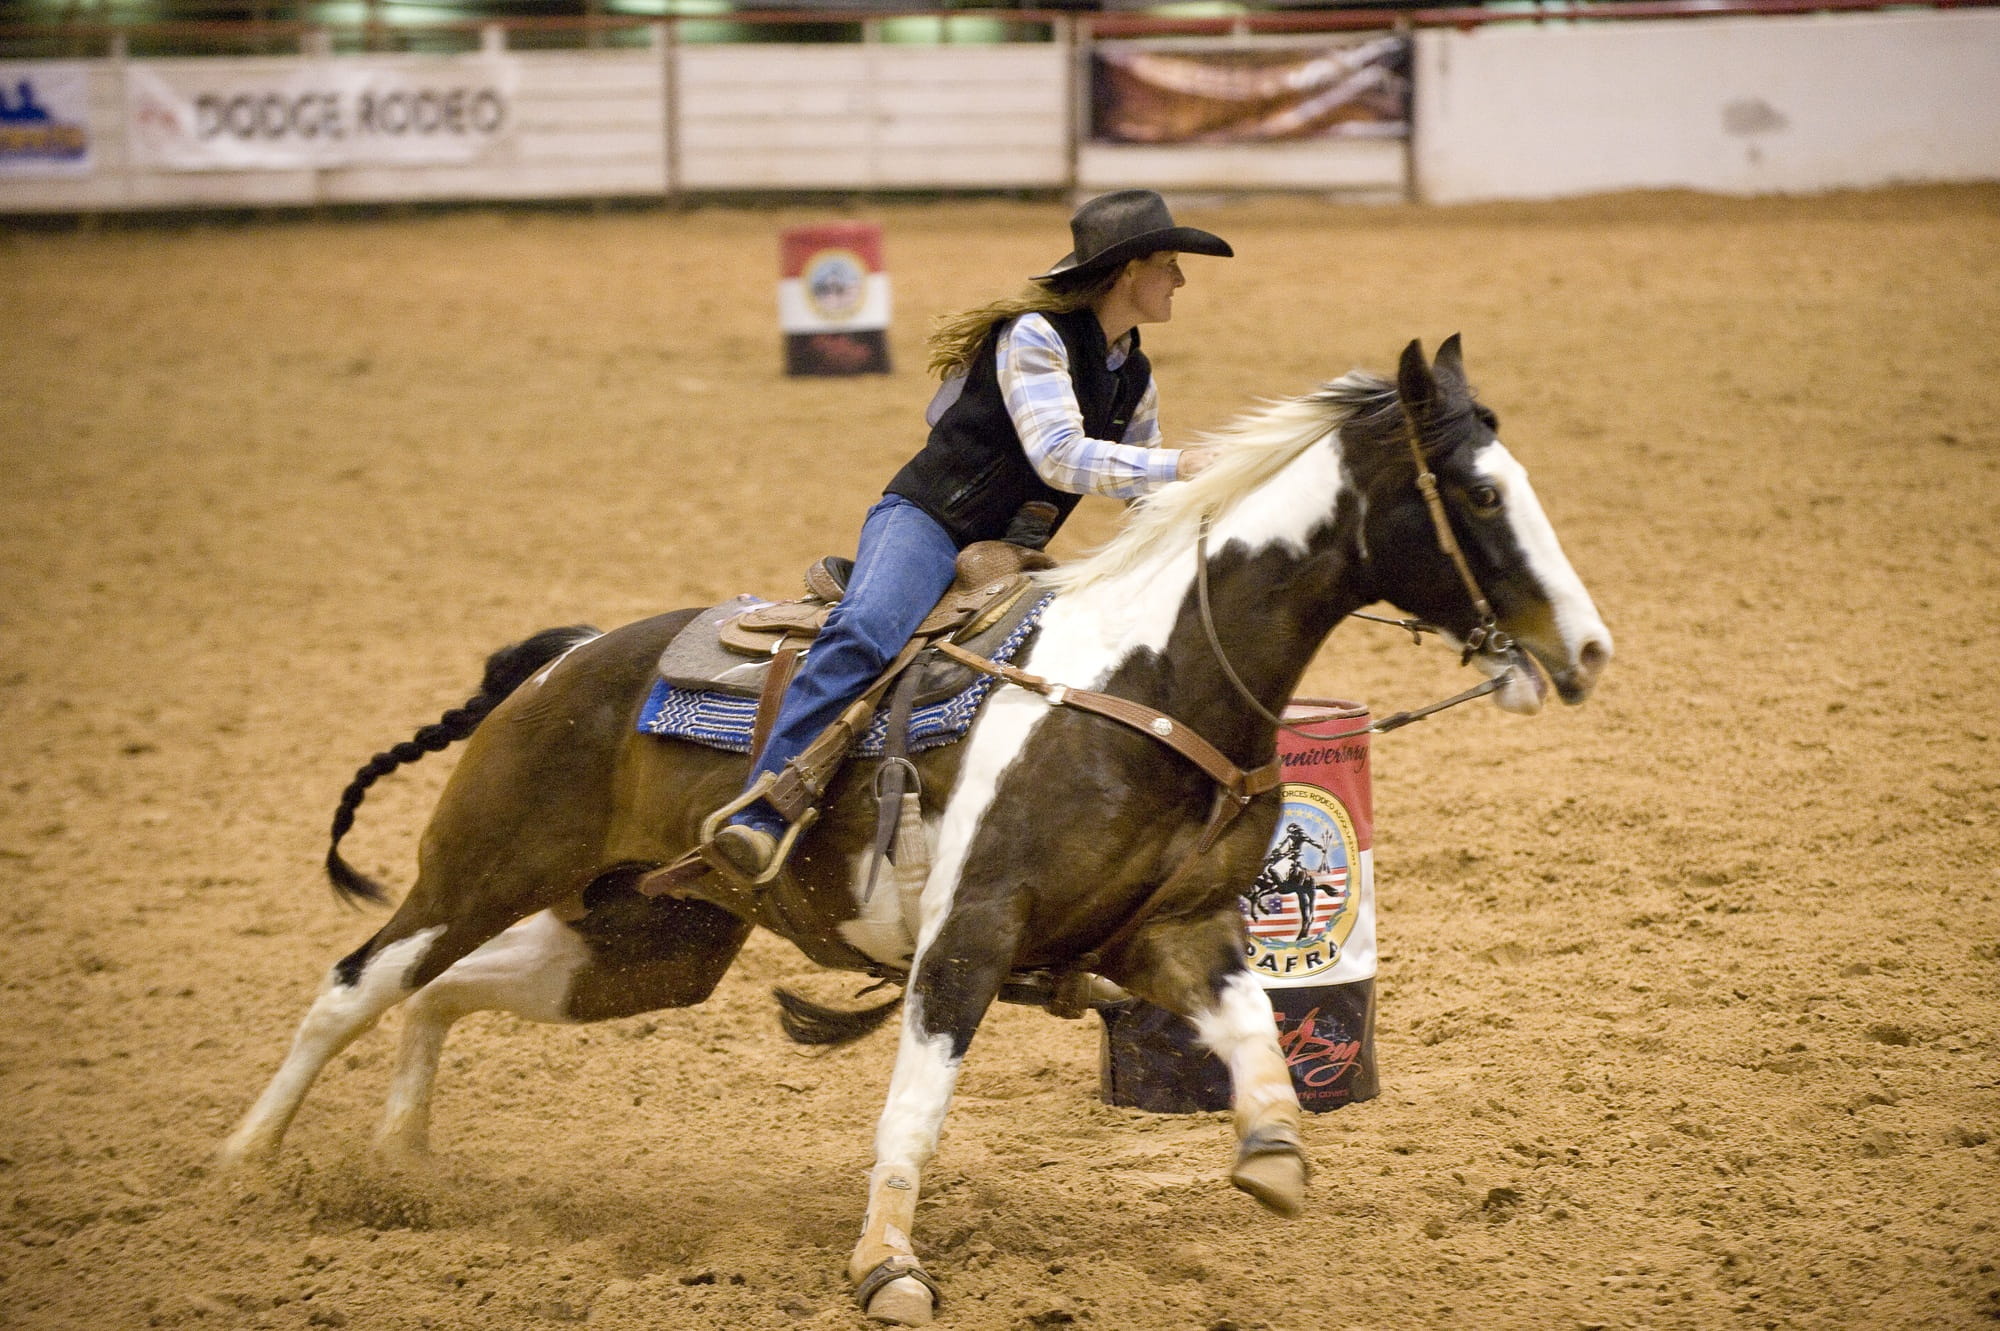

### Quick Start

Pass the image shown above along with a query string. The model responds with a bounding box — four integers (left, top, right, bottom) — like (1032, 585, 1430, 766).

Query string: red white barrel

(778, 221, 891, 376)
(1099, 699, 1380, 1113)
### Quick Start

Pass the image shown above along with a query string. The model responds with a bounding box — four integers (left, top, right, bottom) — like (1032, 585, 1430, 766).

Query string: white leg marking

(375, 912, 589, 1157)
(219, 925, 447, 1166)
(872, 999, 964, 1172)
(1191, 971, 1299, 1130)
(851, 998, 961, 1304)
(376, 1007, 452, 1161)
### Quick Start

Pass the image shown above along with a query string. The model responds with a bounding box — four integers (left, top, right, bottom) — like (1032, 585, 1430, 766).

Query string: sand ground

(2, 186, 1997, 1331)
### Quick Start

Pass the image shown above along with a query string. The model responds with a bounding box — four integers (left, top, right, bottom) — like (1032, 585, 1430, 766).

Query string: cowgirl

(716, 189, 1233, 878)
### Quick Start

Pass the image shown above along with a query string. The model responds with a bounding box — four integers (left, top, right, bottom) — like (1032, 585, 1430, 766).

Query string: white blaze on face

(1474, 439, 1613, 704)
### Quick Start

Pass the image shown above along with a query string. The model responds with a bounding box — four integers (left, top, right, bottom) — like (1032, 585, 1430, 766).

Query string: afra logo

(802, 248, 867, 321)
(1239, 784, 1359, 979)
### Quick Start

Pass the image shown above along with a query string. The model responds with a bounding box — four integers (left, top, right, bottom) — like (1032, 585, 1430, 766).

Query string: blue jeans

(734, 494, 960, 837)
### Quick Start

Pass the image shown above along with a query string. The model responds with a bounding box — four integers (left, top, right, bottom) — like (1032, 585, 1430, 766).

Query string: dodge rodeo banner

(124, 56, 519, 171)
(1090, 36, 1409, 145)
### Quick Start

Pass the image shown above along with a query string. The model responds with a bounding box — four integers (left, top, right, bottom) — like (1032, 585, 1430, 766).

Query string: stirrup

(698, 773, 817, 888)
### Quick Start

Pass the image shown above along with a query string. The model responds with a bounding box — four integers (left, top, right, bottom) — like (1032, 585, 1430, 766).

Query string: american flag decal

(1240, 781, 1363, 981)
(1242, 868, 1350, 944)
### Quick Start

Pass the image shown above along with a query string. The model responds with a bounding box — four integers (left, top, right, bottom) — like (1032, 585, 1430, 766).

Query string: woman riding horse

(221, 318, 1614, 1326)
(713, 189, 1234, 880)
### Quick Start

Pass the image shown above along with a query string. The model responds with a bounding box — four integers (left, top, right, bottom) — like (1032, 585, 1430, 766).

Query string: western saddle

(647, 538, 1055, 900)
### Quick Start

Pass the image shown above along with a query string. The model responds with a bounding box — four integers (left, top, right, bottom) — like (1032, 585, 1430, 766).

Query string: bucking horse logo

(1246, 821, 1344, 941)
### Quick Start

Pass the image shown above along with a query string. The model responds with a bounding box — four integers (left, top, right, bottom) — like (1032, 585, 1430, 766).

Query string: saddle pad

(637, 593, 1053, 755)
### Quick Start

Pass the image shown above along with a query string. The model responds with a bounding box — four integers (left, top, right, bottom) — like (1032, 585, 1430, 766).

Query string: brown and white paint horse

(221, 338, 1610, 1325)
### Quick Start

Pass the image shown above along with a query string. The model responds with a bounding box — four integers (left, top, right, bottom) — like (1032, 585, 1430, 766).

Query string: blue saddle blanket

(637, 594, 1051, 755)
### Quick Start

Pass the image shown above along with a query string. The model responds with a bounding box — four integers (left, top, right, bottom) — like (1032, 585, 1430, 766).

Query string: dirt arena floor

(3, 185, 1997, 1331)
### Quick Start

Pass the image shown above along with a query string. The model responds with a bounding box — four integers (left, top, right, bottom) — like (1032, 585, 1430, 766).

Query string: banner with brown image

(1091, 36, 1410, 145)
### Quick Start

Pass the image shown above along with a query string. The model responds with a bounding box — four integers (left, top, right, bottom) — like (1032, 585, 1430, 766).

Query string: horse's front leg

(1118, 910, 1310, 1216)
(850, 900, 1021, 1325)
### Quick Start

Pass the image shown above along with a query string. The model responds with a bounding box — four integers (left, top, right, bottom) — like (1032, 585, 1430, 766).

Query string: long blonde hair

(925, 266, 1127, 380)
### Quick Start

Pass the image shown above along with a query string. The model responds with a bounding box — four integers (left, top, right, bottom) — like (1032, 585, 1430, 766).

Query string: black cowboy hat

(1033, 189, 1233, 287)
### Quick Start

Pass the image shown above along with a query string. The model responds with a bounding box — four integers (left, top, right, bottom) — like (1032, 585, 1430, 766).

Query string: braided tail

(326, 624, 601, 906)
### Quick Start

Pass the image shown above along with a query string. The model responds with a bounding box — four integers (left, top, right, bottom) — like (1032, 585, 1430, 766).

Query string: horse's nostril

(1578, 638, 1612, 681)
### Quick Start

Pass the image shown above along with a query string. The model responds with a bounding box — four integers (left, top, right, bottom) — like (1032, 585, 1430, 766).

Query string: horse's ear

(1397, 338, 1436, 415)
(1433, 333, 1467, 390)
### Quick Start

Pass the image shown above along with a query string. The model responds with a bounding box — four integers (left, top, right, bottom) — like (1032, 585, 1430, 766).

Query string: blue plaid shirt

(928, 313, 1179, 500)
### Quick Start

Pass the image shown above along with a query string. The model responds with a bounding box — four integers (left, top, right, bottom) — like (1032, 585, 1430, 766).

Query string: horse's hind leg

(373, 910, 590, 1160)
(1117, 909, 1310, 1216)
(376, 885, 751, 1159)
(219, 922, 450, 1167)
(1292, 885, 1317, 941)
(222, 862, 575, 1166)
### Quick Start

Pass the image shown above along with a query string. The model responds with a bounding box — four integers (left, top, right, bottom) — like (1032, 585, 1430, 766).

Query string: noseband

(1193, 392, 1518, 743)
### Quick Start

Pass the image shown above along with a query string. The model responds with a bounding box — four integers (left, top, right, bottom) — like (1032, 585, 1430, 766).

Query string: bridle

(1194, 390, 1518, 743)
(1394, 392, 1513, 665)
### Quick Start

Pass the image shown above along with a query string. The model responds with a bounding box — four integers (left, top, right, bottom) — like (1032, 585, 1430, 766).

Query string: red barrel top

(780, 222, 883, 277)
(1274, 698, 1371, 846)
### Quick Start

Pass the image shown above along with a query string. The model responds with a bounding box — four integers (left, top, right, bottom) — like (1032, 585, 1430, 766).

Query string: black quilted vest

(884, 308, 1153, 548)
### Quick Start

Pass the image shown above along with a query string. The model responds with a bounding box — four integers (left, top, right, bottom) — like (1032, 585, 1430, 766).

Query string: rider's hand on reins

(1177, 446, 1222, 481)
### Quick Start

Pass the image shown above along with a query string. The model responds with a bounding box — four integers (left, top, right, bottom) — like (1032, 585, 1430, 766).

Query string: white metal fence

(2, 6, 1996, 214)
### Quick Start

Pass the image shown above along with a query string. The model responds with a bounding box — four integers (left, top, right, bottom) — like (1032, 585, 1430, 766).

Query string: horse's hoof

(856, 1257, 940, 1326)
(864, 1276, 935, 1325)
(1231, 1125, 1310, 1216)
(1231, 1148, 1308, 1216)
(214, 1135, 275, 1170)
(370, 1141, 433, 1170)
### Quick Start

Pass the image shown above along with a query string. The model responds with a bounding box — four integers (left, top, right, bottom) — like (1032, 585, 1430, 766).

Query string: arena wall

(1411, 10, 2000, 203)
(1, 7, 1995, 214)
(675, 44, 1069, 190)
(0, 45, 669, 212)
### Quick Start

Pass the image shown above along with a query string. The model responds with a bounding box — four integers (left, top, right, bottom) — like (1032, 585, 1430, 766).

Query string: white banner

(124, 56, 518, 172)
(0, 63, 94, 178)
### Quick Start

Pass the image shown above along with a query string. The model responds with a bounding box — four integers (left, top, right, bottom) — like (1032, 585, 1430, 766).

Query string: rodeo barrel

(778, 221, 892, 376)
(1099, 699, 1379, 1113)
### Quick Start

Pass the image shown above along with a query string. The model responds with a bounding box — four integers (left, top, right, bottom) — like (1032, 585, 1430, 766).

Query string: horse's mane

(1048, 370, 1396, 593)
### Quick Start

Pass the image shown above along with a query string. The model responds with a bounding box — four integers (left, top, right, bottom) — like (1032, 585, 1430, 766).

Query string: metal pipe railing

(5, 0, 1992, 54)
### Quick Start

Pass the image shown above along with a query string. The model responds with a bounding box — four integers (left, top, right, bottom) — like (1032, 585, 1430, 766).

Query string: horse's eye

(1468, 484, 1502, 512)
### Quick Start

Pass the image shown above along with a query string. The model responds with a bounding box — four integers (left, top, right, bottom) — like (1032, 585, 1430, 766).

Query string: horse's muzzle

(1492, 647, 1549, 714)
(1553, 633, 1612, 704)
